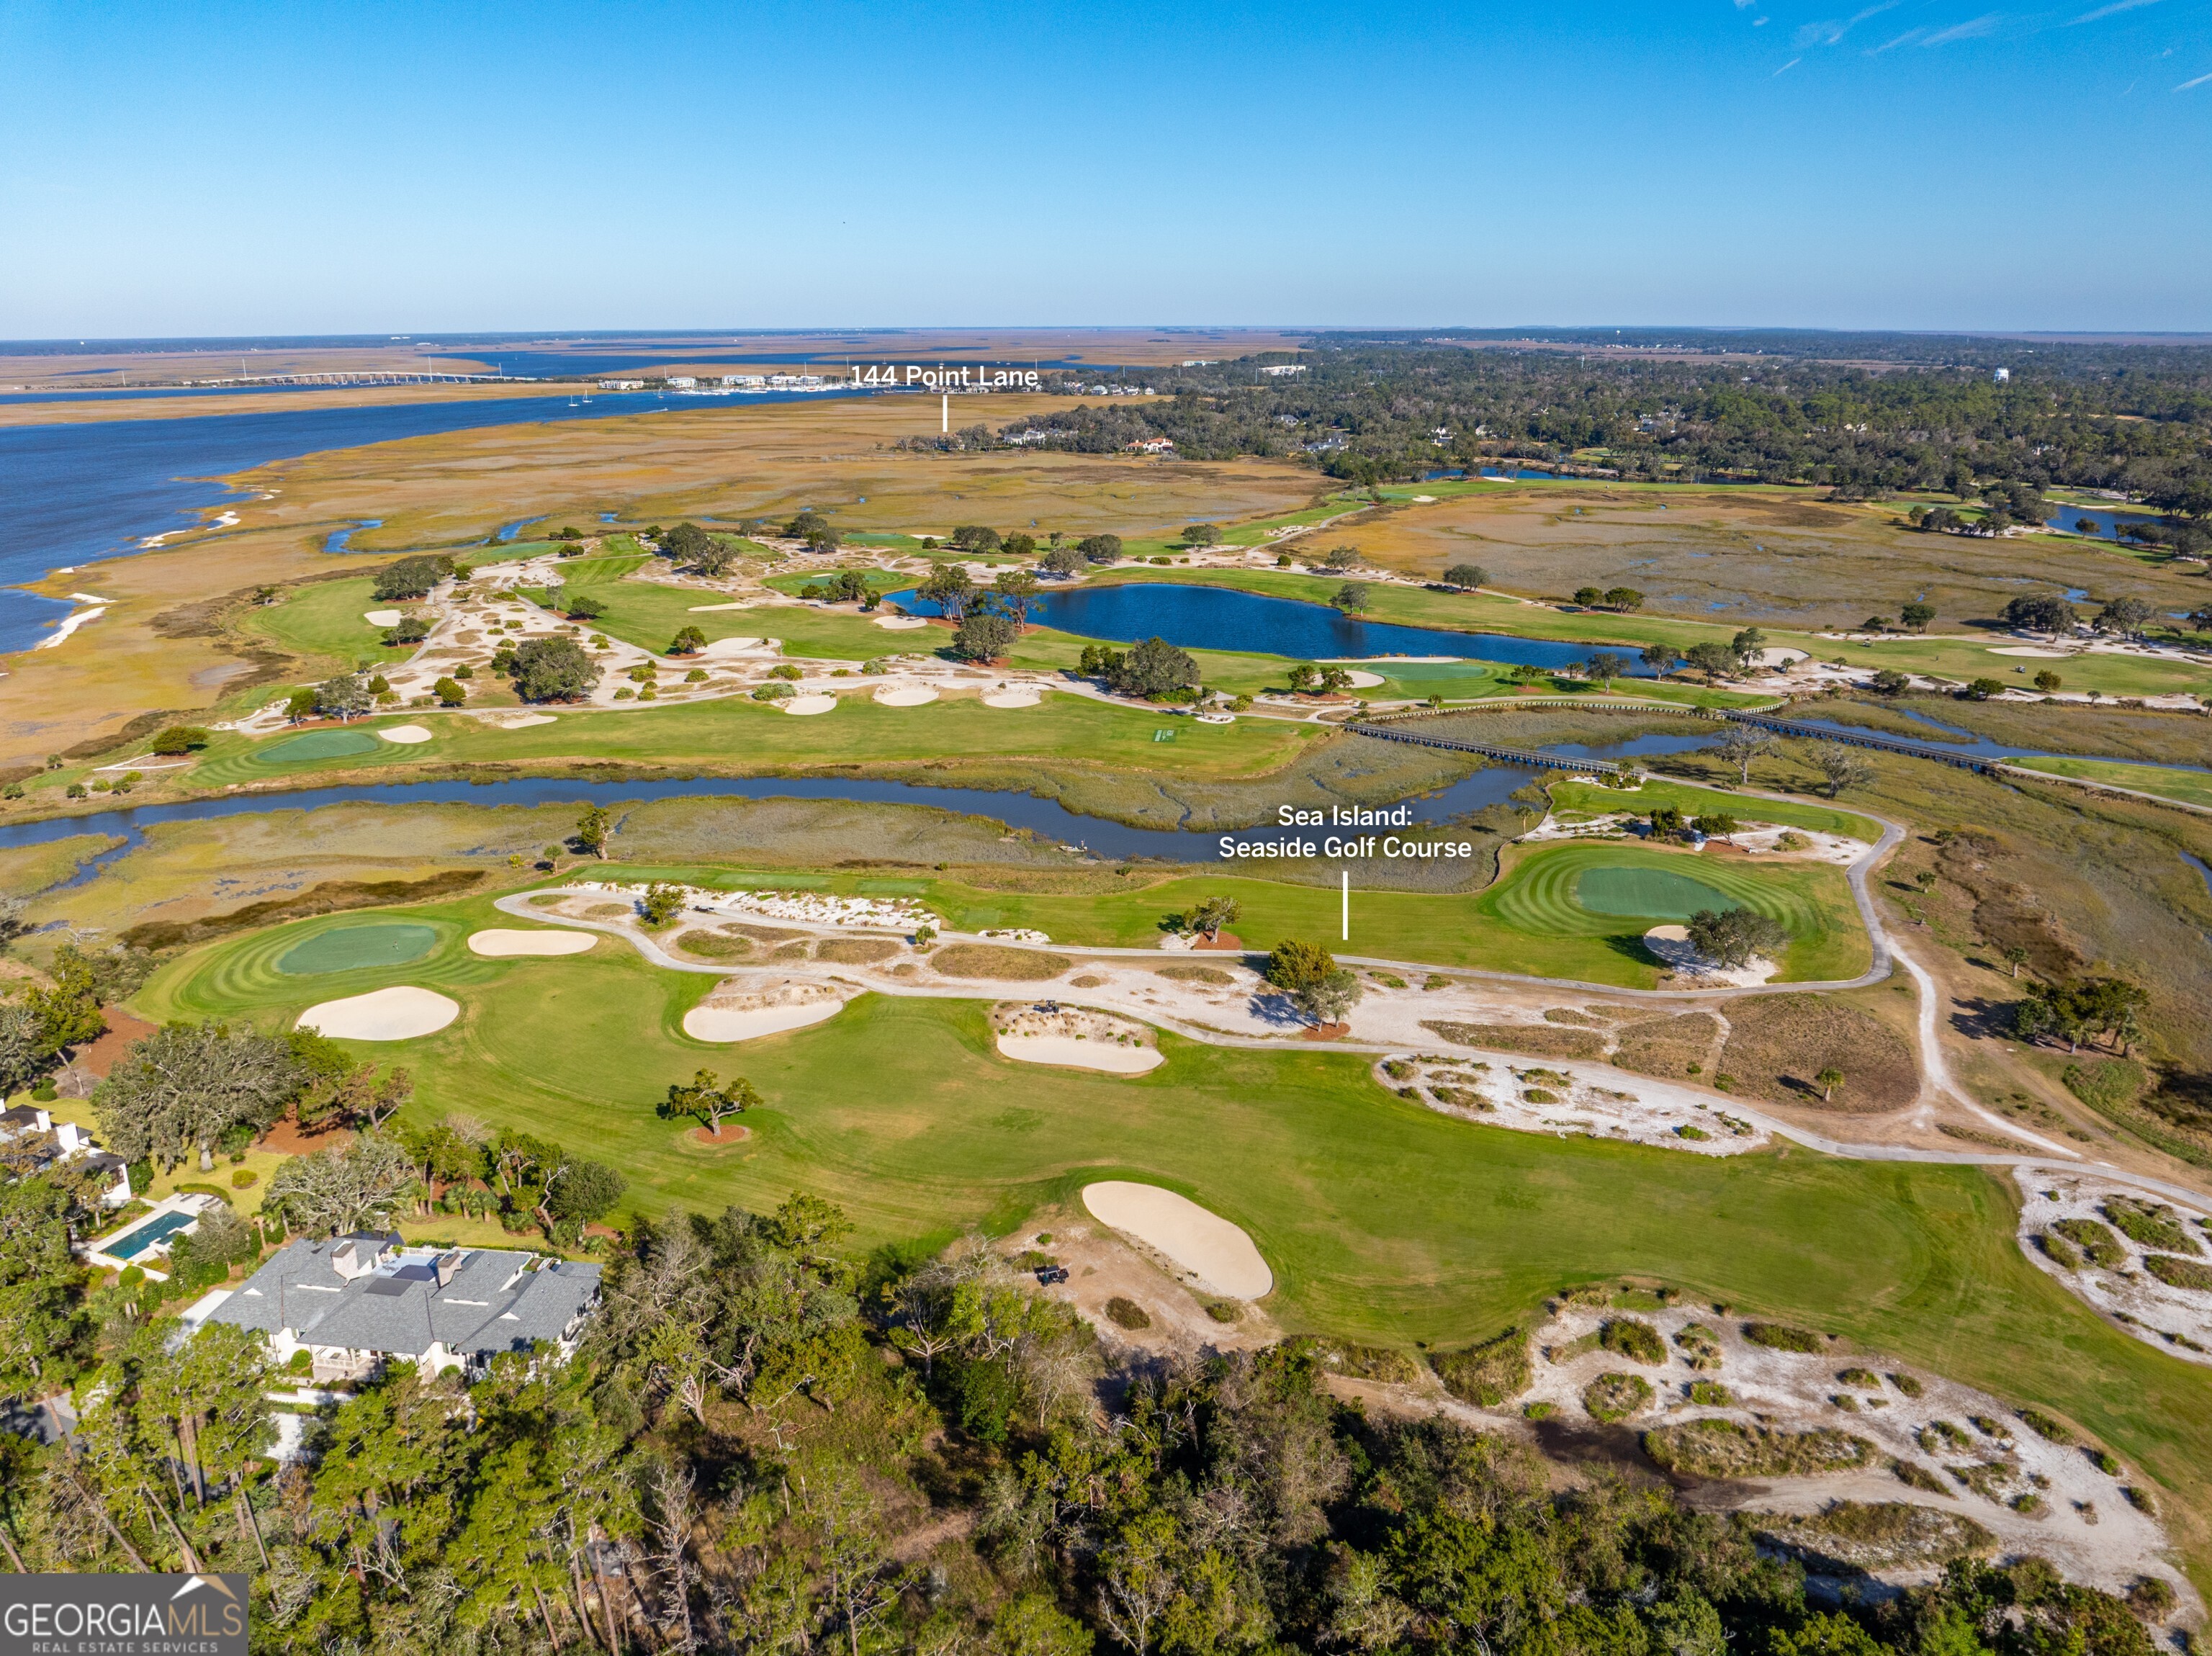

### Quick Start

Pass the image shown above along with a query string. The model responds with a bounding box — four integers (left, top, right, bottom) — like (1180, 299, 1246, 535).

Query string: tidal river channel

(0, 735, 1715, 894)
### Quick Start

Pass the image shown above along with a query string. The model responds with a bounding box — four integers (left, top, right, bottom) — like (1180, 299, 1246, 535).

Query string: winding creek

(0, 733, 1718, 891)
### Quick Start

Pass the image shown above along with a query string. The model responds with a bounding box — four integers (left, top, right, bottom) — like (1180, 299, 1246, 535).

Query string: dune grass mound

(1644, 1418, 1876, 1478)
(253, 729, 382, 765)
(931, 943, 1071, 981)
(276, 922, 439, 976)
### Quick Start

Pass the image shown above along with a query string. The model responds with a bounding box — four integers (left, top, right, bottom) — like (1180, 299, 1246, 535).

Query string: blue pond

(891, 582, 1665, 674)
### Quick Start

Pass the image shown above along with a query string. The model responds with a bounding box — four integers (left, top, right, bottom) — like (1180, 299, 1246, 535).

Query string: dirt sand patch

(1512, 1300, 2186, 1606)
(296, 985, 459, 1040)
(2013, 1169, 2212, 1367)
(982, 687, 1042, 707)
(1719, 994, 1916, 1113)
(698, 634, 765, 654)
(467, 928, 597, 957)
(682, 1124, 752, 1148)
(1082, 1181, 1273, 1299)
(1383, 1054, 1763, 1154)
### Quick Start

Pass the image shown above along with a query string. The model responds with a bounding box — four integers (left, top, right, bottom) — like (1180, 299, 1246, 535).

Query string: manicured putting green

(1572, 865, 1737, 919)
(275, 923, 439, 976)
(253, 729, 382, 765)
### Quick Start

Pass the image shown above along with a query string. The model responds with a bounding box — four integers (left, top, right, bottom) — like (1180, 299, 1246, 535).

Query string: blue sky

(2, 0, 2207, 335)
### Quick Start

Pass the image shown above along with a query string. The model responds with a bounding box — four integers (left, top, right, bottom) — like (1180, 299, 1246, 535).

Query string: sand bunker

(467, 929, 598, 958)
(1083, 1182, 1272, 1299)
(982, 687, 1042, 707)
(698, 636, 766, 657)
(687, 602, 755, 612)
(363, 609, 403, 626)
(378, 724, 434, 744)
(297, 986, 459, 1040)
(783, 693, 837, 715)
(1342, 670, 1385, 688)
(873, 615, 930, 630)
(873, 685, 938, 706)
(1643, 924, 1775, 986)
(480, 711, 557, 729)
(999, 1035, 1163, 1073)
(683, 994, 843, 1042)
(1988, 646, 2074, 658)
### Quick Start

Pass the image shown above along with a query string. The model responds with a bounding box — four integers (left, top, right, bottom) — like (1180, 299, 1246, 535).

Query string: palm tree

(1815, 1068, 1843, 1104)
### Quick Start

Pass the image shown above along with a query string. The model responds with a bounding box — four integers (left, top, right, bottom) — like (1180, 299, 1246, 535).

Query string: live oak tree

(1809, 742, 1876, 798)
(1076, 533, 1123, 564)
(511, 636, 601, 702)
(1710, 724, 1779, 784)
(575, 804, 613, 858)
(94, 1021, 302, 1173)
(952, 611, 1020, 662)
(1685, 906, 1789, 968)
(1264, 938, 1363, 1027)
(661, 1068, 761, 1138)
(1331, 582, 1372, 615)
(370, 555, 444, 601)
(1442, 562, 1488, 590)
(2004, 593, 2077, 634)
(917, 564, 979, 621)
(1642, 641, 1678, 674)
(263, 1133, 417, 1236)
(313, 672, 373, 721)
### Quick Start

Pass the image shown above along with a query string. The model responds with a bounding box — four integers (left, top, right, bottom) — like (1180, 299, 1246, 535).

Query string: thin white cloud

(2177, 68, 2212, 89)
(1753, 14, 1769, 22)
(1794, 2, 1899, 49)
(1922, 13, 2002, 45)
(2069, 0, 2159, 22)
(1773, 55, 1803, 73)
(1869, 26, 1925, 50)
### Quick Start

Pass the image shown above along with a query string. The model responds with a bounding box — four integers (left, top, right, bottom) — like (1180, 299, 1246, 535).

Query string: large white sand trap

(297, 986, 459, 1040)
(783, 693, 838, 715)
(698, 636, 766, 657)
(998, 1034, 1164, 1074)
(378, 724, 434, 744)
(482, 712, 557, 729)
(873, 685, 938, 706)
(1988, 646, 2073, 657)
(873, 615, 930, 630)
(1643, 924, 1774, 987)
(468, 929, 598, 958)
(1082, 1182, 1272, 1299)
(688, 602, 755, 612)
(982, 688, 1042, 708)
(1342, 670, 1385, 688)
(683, 1000, 841, 1041)
(363, 609, 403, 626)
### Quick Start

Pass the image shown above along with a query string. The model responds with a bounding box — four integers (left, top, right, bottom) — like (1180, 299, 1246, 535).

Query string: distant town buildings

(666, 376, 698, 390)
(203, 1233, 603, 1382)
(1993, 367, 2011, 382)
(1258, 364, 1307, 377)
(1126, 437, 1175, 454)
(598, 379, 645, 390)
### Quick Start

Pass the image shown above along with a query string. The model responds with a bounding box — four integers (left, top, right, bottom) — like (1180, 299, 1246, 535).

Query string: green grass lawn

(1475, 840, 1867, 982)
(175, 690, 1327, 791)
(246, 577, 418, 671)
(2008, 755, 2212, 811)
(130, 897, 2212, 1557)
(552, 830, 1865, 986)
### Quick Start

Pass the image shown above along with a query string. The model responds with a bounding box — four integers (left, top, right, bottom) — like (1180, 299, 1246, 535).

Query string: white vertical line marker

(1341, 870, 1349, 942)
(941, 393, 948, 433)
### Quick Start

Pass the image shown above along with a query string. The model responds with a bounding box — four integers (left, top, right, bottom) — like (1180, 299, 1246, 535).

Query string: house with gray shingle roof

(204, 1232, 601, 1382)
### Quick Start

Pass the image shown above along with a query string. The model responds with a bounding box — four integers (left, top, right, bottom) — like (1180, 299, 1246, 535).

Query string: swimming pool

(103, 1210, 198, 1260)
